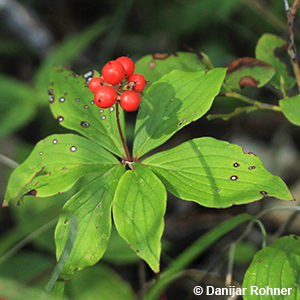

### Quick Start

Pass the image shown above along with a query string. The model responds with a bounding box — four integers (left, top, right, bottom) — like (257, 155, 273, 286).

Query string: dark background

(1, 0, 300, 299)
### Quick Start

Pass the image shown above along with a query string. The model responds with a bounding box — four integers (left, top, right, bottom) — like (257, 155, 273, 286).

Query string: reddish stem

(116, 102, 132, 161)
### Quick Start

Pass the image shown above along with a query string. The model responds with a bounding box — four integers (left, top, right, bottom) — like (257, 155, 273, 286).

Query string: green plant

(3, 2, 300, 297)
(3, 49, 294, 295)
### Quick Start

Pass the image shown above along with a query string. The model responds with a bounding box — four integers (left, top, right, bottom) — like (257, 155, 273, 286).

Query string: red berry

(88, 77, 105, 93)
(120, 91, 140, 112)
(102, 60, 125, 85)
(128, 73, 146, 92)
(116, 56, 135, 78)
(94, 86, 117, 108)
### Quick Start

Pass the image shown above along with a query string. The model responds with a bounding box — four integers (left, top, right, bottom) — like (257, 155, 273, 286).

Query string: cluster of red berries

(88, 57, 146, 112)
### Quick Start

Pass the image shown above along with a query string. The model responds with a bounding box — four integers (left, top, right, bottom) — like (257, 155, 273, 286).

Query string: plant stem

(0, 153, 19, 169)
(242, 0, 290, 35)
(116, 102, 132, 161)
(224, 91, 282, 112)
(280, 75, 288, 99)
(284, 0, 300, 91)
(207, 106, 258, 121)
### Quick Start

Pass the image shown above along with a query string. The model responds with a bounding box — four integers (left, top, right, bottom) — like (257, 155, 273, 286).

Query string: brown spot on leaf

(239, 76, 260, 89)
(183, 44, 204, 60)
(48, 89, 53, 95)
(149, 61, 156, 69)
(293, 235, 298, 240)
(24, 189, 37, 197)
(227, 57, 272, 75)
(242, 148, 257, 156)
(233, 162, 240, 167)
(247, 151, 256, 156)
(152, 53, 170, 60)
(64, 219, 69, 224)
(152, 52, 178, 60)
(258, 259, 262, 263)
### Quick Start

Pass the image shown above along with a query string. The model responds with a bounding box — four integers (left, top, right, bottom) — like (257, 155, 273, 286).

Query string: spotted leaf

(133, 68, 226, 159)
(280, 94, 300, 126)
(135, 52, 206, 84)
(55, 165, 124, 279)
(243, 235, 300, 299)
(3, 134, 119, 206)
(143, 137, 293, 208)
(256, 33, 296, 89)
(49, 66, 126, 157)
(225, 57, 275, 90)
(113, 163, 167, 272)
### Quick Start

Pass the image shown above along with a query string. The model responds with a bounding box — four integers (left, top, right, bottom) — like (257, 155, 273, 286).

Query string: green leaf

(133, 68, 226, 158)
(228, 242, 257, 265)
(10, 194, 67, 253)
(0, 75, 37, 140)
(103, 227, 139, 264)
(34, 17, 109, 95)
(113, 163, 167, 272)
(143, 137, 293, 208)
(0, 252, 53, 283)
(4, 133, 119, 206)
(46, 217, 77, 292)
(55, 165, 124, 278)
(243, 235, 300, 299)
(225, 57, 275, 90)
(135, 52, 206, 84)
(0, 278, 65, 300)
(255, 33, 295, 89)
(144, 213, 254, 300)
(49, 66, 126, 157)
(68, 264, 137, 300)
(280, 95, 300, 126)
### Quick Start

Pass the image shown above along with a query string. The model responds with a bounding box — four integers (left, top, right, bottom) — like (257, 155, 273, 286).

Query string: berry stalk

(115, 101, 132, 161)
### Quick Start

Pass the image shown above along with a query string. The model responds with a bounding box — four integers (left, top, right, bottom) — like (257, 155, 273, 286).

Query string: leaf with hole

(49, 66, 126, 157)
(3, 134, 119, 206)
(225, 57, 275, 90)
(243, 235, 300, 299)
(55, 165, 124, 279)
(133, 68, 226, 158)
(255, 33, 295, 89)
(135, 52, 206, 84)
(280, 94, 300, 126)
(143, 137, 293, 208)
(113, 163, 167, 272)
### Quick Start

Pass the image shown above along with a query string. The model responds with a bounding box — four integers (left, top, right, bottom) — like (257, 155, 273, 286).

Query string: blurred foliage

(1, 0, 300, 299)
